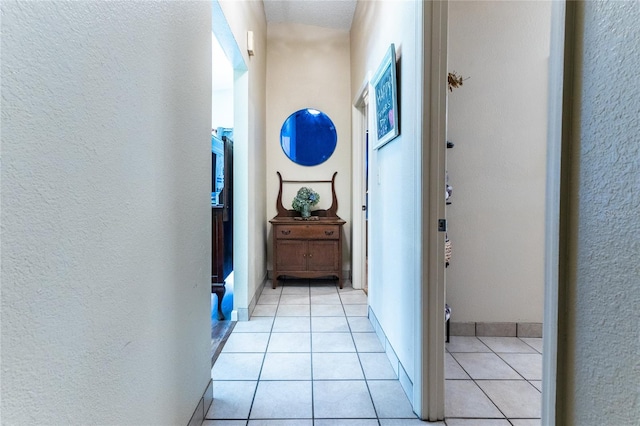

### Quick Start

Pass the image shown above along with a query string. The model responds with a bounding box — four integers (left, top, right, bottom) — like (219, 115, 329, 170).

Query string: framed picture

(372, 43, 399, 149)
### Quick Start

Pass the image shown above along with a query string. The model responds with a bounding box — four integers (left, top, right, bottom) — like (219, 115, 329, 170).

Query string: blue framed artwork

(372, 44, 399, 149)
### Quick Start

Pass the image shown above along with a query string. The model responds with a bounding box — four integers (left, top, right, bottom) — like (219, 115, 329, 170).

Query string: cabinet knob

(324, 230, 334, 236)
(281, 229, 291, 235)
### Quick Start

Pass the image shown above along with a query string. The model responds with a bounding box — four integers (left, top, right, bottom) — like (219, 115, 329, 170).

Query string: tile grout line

(342, 286, 383, 423)
(453, 335, 545, 422)
(308, 279, 316, 423)
(243, 286, 276, 423)
(448, 350, 510, 419)
(517, 335, 543, 354)
(492, 351, 537, 385)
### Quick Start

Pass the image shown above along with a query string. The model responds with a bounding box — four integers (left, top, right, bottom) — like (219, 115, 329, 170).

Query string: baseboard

(187, 379, 213, 426)
(343, 269, 351, 280)
(368, 307, 414, 405)
(450, 321, 543, 338)
(244, 272, 268, 321)
(516, 322, 543, 337)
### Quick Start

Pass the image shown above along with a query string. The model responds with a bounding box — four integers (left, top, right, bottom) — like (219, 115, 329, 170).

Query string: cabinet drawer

(274, 224, 340, 240)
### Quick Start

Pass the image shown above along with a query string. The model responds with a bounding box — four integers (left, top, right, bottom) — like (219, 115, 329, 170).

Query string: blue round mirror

(280, 108, 337, 166)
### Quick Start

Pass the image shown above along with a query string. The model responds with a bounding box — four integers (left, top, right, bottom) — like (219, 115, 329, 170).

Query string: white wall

(446, 0, 551, 323)
(1, 2, 212, 424)
(212, 88, 234, 128)
(350, 0, 423, 395)
(559, 1, 640, 423)
(217, 0, 268, 318)
(212, 32, 234, 128)
(265, 22, 352, 272)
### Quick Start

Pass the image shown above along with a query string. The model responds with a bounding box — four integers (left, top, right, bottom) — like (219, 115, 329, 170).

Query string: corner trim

(187, 379, 213, 426)
(369, 307, 415, 405)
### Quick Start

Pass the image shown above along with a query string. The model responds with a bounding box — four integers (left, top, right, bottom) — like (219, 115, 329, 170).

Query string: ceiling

(213, 0, 358, 92)
(263, 0, 358, 31)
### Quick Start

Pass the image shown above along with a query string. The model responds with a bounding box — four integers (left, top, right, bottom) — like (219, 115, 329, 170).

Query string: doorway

(210, 31, 236, 361)
(444, 0, 559, 422)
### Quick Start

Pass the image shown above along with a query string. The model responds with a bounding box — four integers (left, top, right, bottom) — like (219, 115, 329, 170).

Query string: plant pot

(301, 203, 311, 219)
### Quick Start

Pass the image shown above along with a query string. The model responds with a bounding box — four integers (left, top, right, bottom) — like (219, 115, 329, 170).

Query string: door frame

(351, 75, 371, 291)
(542, 0, 569, 423)
(211, 0, 248, 321)
(418, 0, 448, 420)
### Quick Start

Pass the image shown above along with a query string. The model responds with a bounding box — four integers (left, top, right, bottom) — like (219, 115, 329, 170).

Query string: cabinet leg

(211, 283, 226, 321)
(272, 276, 277, 289)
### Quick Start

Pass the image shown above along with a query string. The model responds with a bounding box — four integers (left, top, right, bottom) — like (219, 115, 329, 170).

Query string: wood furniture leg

(211, 283, 226, 320)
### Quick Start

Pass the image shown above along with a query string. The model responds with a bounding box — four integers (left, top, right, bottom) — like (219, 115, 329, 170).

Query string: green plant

(292, 187, 320, 212)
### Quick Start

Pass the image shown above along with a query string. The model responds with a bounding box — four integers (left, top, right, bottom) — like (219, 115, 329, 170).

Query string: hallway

(204, 280, 541, 425)
(205, 280, 422, 424)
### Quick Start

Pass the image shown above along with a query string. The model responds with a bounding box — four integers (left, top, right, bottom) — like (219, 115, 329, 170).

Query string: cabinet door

(307, 240, 339, 272)
(276, 240, 307, 271)
(212, 208, 225, 284)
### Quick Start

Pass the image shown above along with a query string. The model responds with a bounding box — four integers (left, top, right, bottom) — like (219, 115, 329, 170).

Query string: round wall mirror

(280, 108, 337, 166)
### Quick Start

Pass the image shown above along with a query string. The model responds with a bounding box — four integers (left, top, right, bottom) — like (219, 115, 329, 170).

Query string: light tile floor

(445, 335, 542, 425)
(205, 279, 542, 425)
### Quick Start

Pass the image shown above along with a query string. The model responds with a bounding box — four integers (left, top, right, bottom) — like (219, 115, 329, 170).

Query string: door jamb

(542, 0, 569, 423)
(418, 0, 448, 420)
(352, 75, 371, 291)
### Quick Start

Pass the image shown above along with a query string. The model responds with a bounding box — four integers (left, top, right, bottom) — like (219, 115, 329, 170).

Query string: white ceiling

(263, 0, 357, 31)
(213, 0, 358, 92)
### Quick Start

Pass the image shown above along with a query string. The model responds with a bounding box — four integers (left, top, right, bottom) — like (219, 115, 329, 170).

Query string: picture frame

(372, 43, 399, 149)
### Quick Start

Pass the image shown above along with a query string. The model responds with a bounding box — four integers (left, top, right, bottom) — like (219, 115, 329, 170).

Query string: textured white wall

(447, 1, 550, 323)
(1, 2, 212, 424)
(265, 22, 352, 271)
(351, 0, 422, 385)
(562, 1, 640, 423)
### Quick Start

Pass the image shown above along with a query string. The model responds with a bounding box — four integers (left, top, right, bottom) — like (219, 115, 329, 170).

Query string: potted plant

(292, 187, 320, 219)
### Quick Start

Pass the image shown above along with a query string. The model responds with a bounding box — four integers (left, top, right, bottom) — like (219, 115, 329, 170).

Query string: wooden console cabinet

(270, 217, 345, 289)
(270, 172, 345, 289)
